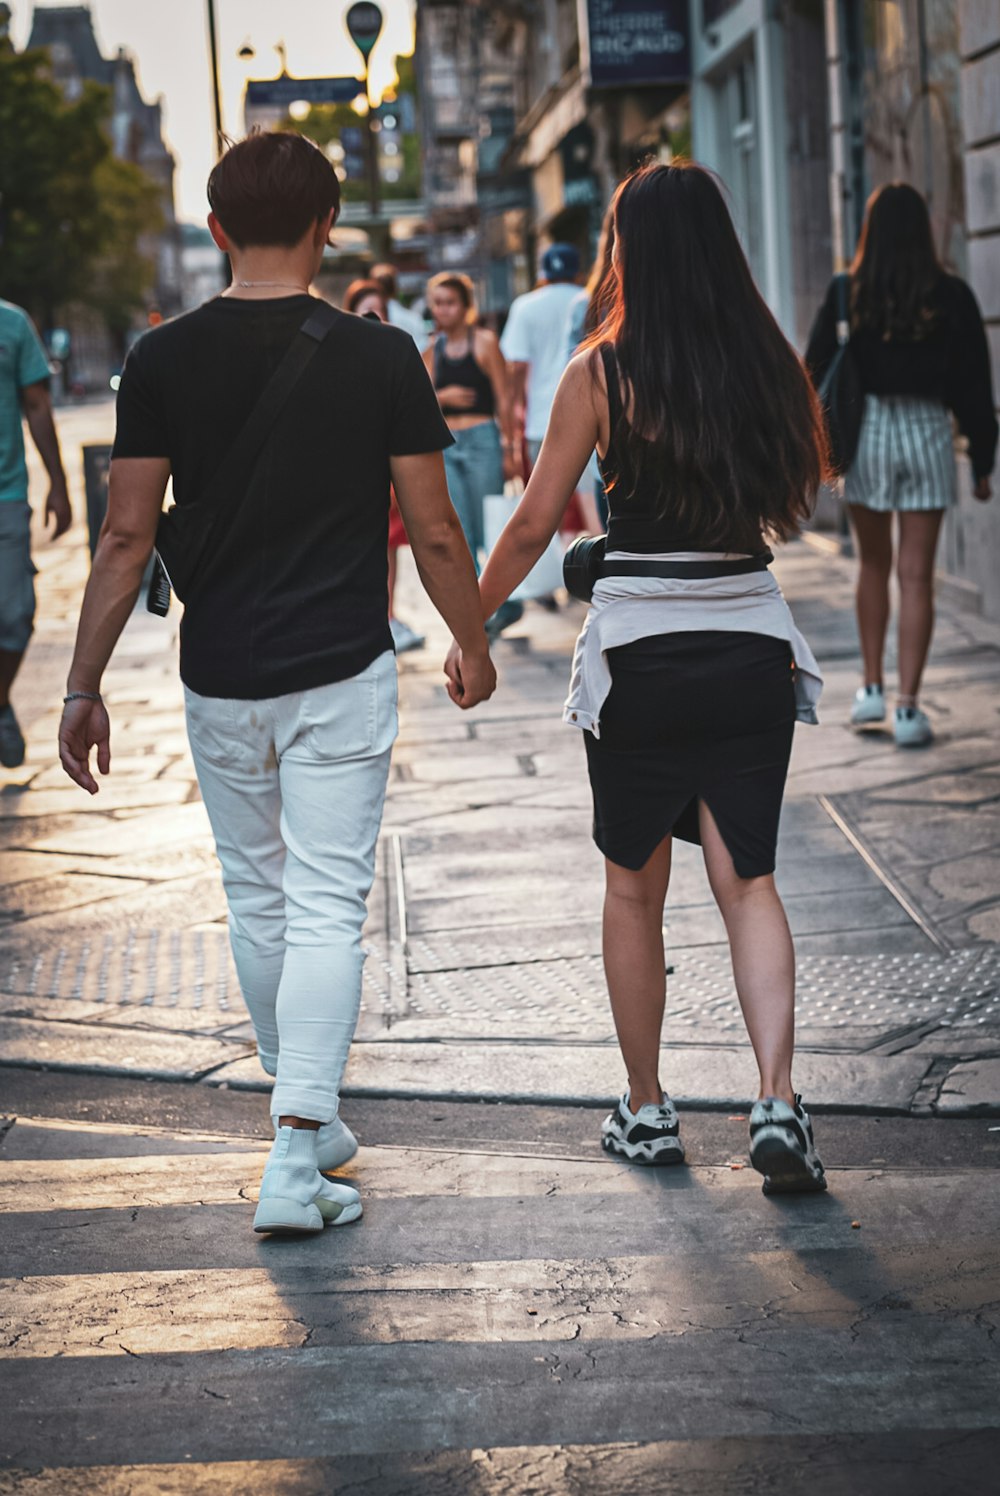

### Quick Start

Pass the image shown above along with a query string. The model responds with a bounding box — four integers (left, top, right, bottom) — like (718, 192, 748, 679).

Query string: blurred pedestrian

(459, 161, 830, 1195)
(371, 263, 426, 344)
(59, 132, 495, 1236)
(807, 182, 996, 747)
(501, 243, 581, 474)
(0, 297, 71, 768)
(343, 278, 425, 653)
(425, 271, 522, 637)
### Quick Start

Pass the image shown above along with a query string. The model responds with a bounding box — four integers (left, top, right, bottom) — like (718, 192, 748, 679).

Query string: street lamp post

(205, 0, 225, 156)
(345, 3, 384, 224)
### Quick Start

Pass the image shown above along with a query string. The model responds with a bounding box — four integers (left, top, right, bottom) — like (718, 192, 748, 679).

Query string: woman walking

(807, 183, 996, 746)
(453, 162, 829, 1193)
(424, 272, 522, 637)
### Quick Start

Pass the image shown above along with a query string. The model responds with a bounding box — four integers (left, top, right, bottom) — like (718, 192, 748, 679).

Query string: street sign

(345, 2, 383, 59)
(245, 75, 362, 108)
(580, 0, 690, 88)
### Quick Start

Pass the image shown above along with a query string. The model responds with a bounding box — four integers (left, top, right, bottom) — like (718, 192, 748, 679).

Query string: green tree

(0, 42, 159, 333)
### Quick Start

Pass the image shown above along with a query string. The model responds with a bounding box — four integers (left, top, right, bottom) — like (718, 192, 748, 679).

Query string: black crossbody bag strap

(148, 301, 341, 612)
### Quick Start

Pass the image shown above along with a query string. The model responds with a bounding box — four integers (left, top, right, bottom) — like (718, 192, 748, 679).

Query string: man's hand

(45, 480, 72, 539)
(59, 697, 111, 794)
(444, 640, 496, 710)
(973, 476, 992, 502)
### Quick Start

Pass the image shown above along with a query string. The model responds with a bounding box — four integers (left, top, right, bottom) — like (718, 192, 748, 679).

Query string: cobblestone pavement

(3, 399, 1000, 1114)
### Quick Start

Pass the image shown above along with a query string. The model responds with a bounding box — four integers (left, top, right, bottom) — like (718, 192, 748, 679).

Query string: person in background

(806, 182, 996, 747)
(0, 297, 71, 768)
(458, 161, 830, 1196)
(343, 278, 425, 653)
(371, 263, 426, 345)
(501, 243, 581, 476)
(424, 271, 522, 638)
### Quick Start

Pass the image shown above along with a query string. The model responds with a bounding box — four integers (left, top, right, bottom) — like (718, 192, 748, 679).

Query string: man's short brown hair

(207, 132, 341, 249)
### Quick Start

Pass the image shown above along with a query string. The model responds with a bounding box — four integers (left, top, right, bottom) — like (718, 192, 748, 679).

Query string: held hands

(45, 481, 72, 539)
(444, 639, 496, 710)
(973, 477, 992, 503)
(59, 697, 111, 794)
(502, 447, 521, 484)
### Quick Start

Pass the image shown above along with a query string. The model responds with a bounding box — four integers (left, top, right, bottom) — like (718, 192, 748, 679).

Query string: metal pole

(206, 0, 225, 156)
(364, 60, 381, 218)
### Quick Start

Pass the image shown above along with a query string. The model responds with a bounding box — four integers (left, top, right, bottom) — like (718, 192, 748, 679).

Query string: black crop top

(432, 333, 496, 418)
(598, 345, 761, 554)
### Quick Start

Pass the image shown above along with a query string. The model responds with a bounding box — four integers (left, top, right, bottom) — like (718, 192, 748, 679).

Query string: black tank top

(599, 345, 760, 554)
(433, 333, 495, 418)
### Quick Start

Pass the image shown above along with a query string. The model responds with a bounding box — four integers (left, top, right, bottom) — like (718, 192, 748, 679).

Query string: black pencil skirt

(584, 630, 796, 877)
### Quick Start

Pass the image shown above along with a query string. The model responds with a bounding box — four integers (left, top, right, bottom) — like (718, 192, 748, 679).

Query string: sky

(12, 0, 417, 222)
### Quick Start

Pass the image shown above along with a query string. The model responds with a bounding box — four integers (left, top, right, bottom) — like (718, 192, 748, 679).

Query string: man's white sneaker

(253, 1126, 326, 1235)
(315, 1175, 363, 1226)
(271, 1114, 358, 1173)
(749, 1096, 827, 1195)
(894, 705, 932, 747)
(850, 684, 885, 726)
(601, 1093, 686, 1165)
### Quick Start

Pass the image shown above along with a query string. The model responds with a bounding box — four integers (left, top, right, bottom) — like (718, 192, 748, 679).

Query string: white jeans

(184, 651, 397, 1122)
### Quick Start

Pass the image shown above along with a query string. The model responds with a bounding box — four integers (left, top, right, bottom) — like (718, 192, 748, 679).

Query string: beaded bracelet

(63, 691, 102, 705)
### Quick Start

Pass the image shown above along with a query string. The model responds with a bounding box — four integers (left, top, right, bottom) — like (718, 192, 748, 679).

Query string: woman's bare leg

(847, 504, 893, 686)
(699, 802, 795, 1102)
(896, 509, 945, 702)
(602, 837, 673, 1109)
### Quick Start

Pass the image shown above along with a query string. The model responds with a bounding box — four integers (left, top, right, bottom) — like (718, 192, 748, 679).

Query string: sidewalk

(2, 404, 1000, 1115)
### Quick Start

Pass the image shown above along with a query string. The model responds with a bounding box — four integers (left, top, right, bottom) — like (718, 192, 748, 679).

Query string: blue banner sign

(582, 0, 690, 87)
(245, 76, 362, 108)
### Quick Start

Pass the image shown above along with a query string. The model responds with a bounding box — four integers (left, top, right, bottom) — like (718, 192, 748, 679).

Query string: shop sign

(580, 0, 690, 88)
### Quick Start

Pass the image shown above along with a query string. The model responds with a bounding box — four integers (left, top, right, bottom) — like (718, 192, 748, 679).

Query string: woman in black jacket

(807, 183, 996, 747)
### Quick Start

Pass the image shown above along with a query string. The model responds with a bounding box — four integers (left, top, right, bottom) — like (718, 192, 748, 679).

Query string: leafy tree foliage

(0, 42, 160, 330)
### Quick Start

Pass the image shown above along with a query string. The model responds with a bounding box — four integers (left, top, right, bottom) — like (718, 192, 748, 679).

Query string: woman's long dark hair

(850, 182, 942, 340)
(582, 161, 827, 545)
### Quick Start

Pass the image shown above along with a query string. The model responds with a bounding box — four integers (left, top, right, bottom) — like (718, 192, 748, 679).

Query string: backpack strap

(835, 273, 851, 348)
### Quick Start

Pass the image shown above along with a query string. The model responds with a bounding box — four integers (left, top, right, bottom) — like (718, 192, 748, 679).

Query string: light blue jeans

(184, 650, 398, 1122)
(443, 420, 503, 570)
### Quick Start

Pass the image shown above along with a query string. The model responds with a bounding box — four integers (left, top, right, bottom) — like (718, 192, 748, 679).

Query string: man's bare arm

(59, 457, 169, 791)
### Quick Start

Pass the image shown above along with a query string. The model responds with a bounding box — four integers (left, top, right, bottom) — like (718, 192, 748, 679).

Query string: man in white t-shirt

(500, 243, 581, 465)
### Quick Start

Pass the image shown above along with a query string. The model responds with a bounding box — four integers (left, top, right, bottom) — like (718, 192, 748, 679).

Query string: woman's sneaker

(254, 1126, 362, 1234)
(749, 1096, 827, 1195)
(601, 1093, 685, 1166)
(850, 684, 885, 726)
(894, 705, 932, 747)
(316, 1115, 359, 1173)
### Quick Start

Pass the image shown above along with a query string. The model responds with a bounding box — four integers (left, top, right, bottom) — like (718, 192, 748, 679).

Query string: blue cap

(540, 243, 580, 282)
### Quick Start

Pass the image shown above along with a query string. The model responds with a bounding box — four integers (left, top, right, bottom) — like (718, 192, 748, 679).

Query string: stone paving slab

(0, 1017, 251, 1082)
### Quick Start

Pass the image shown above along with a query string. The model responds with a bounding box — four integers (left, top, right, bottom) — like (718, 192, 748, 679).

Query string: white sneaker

(390, 617, 425, 653)
(272, 1114, 358, 1173)
(254, 1126, 361, 1234)
(850, 684, 885, 726)
(601, 1092, 685, 1165)
(894, 705, 932, 747)
(749, 1096, 827, 1195)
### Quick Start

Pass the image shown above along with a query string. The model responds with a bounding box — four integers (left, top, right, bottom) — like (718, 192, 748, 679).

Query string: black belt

(599, 551, 773, 581)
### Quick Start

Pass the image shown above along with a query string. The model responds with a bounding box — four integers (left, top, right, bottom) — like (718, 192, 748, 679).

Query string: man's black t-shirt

(112, 295, 453, 699)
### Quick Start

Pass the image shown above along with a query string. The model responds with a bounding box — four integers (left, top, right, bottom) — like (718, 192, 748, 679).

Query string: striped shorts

(844, 395, 957, 512)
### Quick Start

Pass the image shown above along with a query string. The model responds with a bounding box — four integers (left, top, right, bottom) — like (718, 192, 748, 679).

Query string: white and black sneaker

(601, 1093, 686, 1166)
(749, 1095, 827, 1195)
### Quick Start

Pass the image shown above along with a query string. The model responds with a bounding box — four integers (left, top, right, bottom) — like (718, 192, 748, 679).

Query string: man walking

(59, 132, 494, 1236)
(500, 243, 581, 470)
(0, 298, 71, 767)
(371, 263, 426, 344)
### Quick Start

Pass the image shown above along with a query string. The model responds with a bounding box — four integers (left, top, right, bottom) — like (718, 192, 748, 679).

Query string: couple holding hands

(61, 132, 833, 1235)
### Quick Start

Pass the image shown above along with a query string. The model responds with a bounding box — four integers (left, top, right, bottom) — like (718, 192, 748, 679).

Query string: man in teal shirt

(0, 298, 71, 766)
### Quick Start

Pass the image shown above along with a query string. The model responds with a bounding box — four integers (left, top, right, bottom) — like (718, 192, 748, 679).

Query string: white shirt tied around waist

(563, 551, 824, 738)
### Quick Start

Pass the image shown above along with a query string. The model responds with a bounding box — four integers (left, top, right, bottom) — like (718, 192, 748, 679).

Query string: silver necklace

(233, 280, 309, 292)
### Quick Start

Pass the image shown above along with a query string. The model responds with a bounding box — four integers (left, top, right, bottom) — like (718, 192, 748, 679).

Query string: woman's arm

(948, 278, 998, 493)
(477, 354, 600, 619)
(477, 328, 518, 480)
